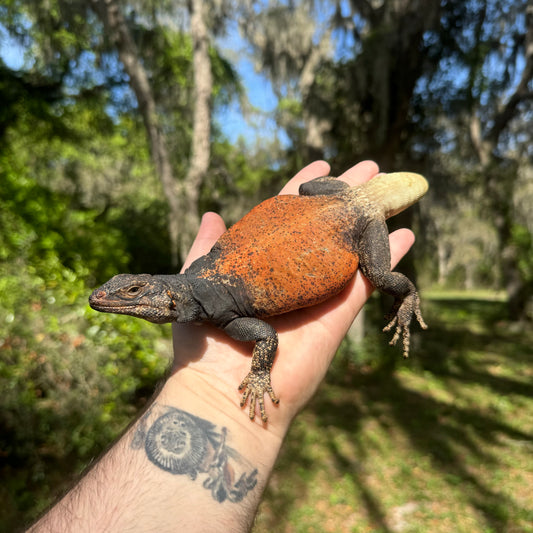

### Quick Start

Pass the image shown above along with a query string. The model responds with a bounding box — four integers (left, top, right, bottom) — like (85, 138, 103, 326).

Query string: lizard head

(89, 273, 199, 324)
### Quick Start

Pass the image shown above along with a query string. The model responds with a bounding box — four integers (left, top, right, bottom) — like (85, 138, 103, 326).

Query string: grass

(252, 293, 533, 533)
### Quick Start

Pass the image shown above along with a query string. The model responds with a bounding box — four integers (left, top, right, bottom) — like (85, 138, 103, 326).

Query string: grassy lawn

(253, 293, 533, 532)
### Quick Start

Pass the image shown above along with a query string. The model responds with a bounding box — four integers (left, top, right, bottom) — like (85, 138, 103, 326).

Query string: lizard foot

(239, 370, 279, 422)
(383, 292, 427, 358)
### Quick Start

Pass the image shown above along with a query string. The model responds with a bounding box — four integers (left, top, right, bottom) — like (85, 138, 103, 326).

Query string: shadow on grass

(264, 298, 533, 532)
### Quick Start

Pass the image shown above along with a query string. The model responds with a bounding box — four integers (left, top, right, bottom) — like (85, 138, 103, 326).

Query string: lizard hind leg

(223, 318, 279, 422)
(358, 219, 427, 358)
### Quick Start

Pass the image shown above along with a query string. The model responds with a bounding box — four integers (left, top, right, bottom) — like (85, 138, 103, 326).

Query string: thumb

(181, 212, 227, 271)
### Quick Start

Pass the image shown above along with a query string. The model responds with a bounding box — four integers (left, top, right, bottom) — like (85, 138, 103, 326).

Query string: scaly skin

(89, 172, 429, 422)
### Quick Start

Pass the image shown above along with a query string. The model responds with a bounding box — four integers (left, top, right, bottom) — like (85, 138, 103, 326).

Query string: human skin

(28, 160, 416, 533)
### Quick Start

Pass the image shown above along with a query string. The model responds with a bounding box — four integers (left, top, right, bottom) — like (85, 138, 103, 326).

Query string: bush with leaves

(0, 157, 170, 527)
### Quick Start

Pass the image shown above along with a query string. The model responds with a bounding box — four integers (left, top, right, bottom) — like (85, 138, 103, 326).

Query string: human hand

(169, 160, 415, 436)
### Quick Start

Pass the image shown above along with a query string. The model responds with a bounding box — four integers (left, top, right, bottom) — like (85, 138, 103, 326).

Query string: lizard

(89, 172, 428, 422)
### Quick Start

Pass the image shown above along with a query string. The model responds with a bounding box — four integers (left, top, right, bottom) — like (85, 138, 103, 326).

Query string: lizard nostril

(90, 290, 106, 301)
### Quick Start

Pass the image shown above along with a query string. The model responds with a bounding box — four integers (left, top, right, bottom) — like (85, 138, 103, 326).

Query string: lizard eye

(127, 286, 141, 296)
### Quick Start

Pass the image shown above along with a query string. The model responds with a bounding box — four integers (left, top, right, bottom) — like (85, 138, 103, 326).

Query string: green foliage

(0, 156, 127, 282)
(0, 136, 169, 529)
(0, 19, 247, 528)
(0, 264, 169, 525)
(1, 0, 98, 79)
(205, 138, 279, 216)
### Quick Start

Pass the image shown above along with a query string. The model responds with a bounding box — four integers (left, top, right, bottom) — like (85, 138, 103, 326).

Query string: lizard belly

(195, 195, 359, 317)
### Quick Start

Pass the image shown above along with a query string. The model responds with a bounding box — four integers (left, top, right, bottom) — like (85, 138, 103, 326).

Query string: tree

(242, 0, 443, 169)
(179, 0, 213, 261)
(240, 1, 333, 163)
(3, 0, 239, 267)
(466, 0, 533, 318)
(242, 0, 533, 318)
(418, 0, 533, 317)
(92, 0, 207, 267)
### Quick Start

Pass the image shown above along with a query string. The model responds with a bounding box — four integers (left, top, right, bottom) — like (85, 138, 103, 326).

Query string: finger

(337, 160, 380, 186)
(279, 160, 331, 195)
(181, 212, 227, 271)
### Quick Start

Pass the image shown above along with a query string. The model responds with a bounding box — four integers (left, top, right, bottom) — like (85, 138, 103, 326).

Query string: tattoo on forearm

(131, 404, 258, 503)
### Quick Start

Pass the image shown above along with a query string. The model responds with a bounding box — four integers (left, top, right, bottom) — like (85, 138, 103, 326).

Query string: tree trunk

(468, 1, 533, 319)
(437, 240, 449, 285)
(90, 0, 182, 266)
(300, 28, 332, 162)
(179, 0, 213, 261)
(358, 0, 441, 167)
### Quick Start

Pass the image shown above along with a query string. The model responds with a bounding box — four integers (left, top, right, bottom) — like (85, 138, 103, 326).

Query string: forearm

(28, 370, 286, 533)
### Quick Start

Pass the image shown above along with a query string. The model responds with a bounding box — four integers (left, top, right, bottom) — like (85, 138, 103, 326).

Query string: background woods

(1, 1, 532, 531)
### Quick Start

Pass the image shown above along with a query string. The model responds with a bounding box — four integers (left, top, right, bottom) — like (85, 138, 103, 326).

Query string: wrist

(159, 366, 288, 452)
(118, 367, 288, 529)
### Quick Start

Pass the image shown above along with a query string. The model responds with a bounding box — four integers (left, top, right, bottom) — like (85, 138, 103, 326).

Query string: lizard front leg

(298, 176, 350, 196)
(358, 219, 427, 357)
(223, 318, 279, 422)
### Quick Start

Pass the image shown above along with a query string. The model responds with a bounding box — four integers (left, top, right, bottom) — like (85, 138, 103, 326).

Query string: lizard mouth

(90, 303, 132, 312)
(89, 300, 150, 313)
(88, 298, 173, 324)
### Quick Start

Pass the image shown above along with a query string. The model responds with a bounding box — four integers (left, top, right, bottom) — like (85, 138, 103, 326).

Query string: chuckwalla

(89, 173, 428, 422)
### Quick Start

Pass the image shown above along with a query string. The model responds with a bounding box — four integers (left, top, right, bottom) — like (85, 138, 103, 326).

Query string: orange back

(195, 194, 360, 317)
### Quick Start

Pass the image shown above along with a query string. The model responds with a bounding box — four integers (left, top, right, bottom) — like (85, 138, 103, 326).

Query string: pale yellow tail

(361, 172, 429, 218)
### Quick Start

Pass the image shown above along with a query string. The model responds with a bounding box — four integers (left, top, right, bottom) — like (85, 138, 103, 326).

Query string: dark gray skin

(89, 173, 428, 422)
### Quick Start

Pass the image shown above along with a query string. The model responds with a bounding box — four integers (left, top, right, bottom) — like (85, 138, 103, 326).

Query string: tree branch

(486, 0, 533, 144)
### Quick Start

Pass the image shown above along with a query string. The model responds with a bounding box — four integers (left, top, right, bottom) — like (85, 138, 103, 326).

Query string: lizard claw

(383, 292, 427, 358)
(239, 370, 279, 422)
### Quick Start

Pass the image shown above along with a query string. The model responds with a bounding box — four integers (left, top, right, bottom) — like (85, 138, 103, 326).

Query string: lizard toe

(238, 370, 278, 422)
(383, 291, 427, 358)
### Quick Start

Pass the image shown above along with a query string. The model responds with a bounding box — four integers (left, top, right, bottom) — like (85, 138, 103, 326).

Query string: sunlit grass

(253, 294, 533, 533)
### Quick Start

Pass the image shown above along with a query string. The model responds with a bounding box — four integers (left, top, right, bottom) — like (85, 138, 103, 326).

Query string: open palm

(171, 160, 416, 433)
